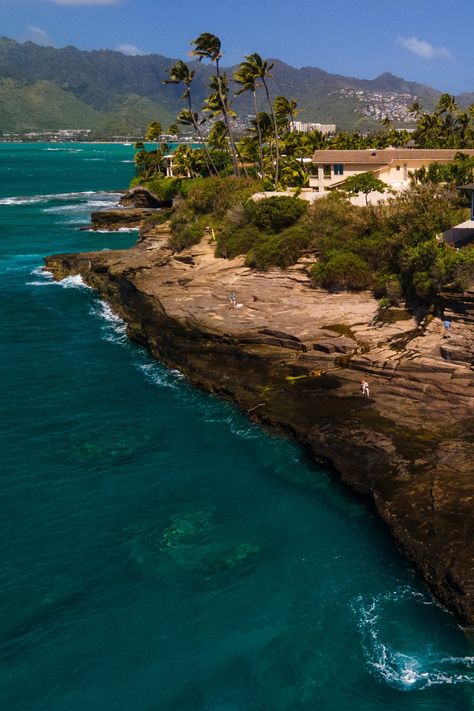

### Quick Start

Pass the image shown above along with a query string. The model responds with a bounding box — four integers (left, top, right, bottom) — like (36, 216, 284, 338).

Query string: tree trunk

(262, 78, 280, 185)
(215, 61, 240, 177)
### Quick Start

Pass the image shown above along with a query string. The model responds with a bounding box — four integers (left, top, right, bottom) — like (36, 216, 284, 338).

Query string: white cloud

(398, 36, 451, 60)
(26, 25, 53, 45)
(116, 43, 145, 56)
(50, 0, 122, 6)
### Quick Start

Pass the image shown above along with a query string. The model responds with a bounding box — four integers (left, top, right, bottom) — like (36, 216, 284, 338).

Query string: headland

(46, 213, 474, 626)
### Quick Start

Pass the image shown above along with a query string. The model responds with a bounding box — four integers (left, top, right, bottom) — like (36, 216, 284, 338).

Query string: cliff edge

(45, 225, 474, 625)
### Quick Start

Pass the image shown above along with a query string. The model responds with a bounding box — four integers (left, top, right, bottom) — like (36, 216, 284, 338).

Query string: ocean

(0, 142, 472, 710)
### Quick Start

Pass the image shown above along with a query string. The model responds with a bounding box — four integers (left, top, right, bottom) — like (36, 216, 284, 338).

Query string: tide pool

(0, 143, 472, 710)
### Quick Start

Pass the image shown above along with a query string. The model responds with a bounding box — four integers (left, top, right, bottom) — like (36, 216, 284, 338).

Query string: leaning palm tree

(238, 53, 280, 185)
(203, 75, 248, 177)
(164, 60, 217, 175)
(234, 61, 265, 177)
(189, 33, 240, 176)
(273, 96, 299, 133)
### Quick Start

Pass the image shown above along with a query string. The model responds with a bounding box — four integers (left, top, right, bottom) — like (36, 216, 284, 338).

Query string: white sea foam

(89, 299, 128, 344)
(0, 190, 120, 207)
(136, 362, 183, 389)
(42, 147, 83, 152)
(353, 588, 474, 690)
(83, 227, 139, 233)
(26, 266, 55, 286)
(59, 275, 91, 289)
(42, 199, 119, 214)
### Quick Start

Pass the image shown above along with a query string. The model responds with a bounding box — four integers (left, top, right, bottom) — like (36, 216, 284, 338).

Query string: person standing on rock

(229, 291, 237, 310)
(361, 379, 370, 397)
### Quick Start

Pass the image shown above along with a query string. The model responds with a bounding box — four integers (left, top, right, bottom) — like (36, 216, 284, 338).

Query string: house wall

(309, 158, 459, 193)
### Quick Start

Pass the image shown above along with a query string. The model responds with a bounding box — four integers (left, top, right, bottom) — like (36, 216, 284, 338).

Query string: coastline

(45, 222, 474, 626)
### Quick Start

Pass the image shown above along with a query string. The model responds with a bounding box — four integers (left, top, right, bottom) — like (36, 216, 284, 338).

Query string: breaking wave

(353, 587, 474, 690)
(26, 266, 55, 286)
(135, 362, 184, 390)
(89, 299, 128, 344)
(0, 190, 121, 207)
(58, 275, 92, 290)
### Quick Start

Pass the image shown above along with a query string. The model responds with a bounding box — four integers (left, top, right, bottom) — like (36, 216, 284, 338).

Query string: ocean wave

(59, 275, 92, 290)
(0, 190, 120, 207)
(82, 227, 139, 233)
(42, 199, 119, 214)
(353, 587, 474, 690)
(42, 147, 84, 152)
(26, 266, 55, 286)
(136, 362, 183, 389)
(89, 299, 128, 344)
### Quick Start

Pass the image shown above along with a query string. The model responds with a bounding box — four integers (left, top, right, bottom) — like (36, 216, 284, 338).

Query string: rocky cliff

(45, 224, 474, 626)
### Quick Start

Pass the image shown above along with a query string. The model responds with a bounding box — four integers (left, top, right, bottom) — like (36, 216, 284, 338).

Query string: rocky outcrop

(84, 186, 172, 231)
(45, 227, 474, 626)
(87, 207, 158, 230)
(119, 186, 172, 209)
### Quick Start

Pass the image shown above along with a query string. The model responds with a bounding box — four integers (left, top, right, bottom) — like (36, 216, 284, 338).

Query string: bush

(311, 251, 373, 290)
(215, 225, 262, 260)
(184, 176, 261, 218)
(246, 196, 308, 233)
(245, 225, 311, 270)
(444, 245, 474, 291)
(169, 206, 205, 251)
(143, 177, 184, 201)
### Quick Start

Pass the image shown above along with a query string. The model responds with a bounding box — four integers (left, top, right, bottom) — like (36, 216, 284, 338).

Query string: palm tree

(436, 93, 458, 116)
(273, 96, 299, 133)
(145, 120, 162, 146)
(164, 60, 217, 175)
(234, 61, 265, 177)
(189, 33, 240, 176)
(238, 53, 280, 184)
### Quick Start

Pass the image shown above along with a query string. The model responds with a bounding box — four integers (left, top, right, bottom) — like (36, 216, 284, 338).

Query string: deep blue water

(0, 143, 473, 710)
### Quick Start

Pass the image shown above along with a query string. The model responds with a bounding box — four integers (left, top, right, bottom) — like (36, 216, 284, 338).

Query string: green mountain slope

(0, 78, 102, 130)
(0, 37, 459, 135)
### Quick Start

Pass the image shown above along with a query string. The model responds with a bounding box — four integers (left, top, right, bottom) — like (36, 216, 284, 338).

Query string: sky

(1, 0, 474, 94)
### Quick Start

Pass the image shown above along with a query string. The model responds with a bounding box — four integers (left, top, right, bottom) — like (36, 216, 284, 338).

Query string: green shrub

(215, 225, 262, 259)
(311, 251, 373, 290)
(169, 207, 205, 251)
(184, 176, 261, 218)
(143, 177, 184, 201)
(245, 225, 311, 270)
(443, 245, 474, 291)
(169, 221, 204, 251)
(246, 196, 308, 233)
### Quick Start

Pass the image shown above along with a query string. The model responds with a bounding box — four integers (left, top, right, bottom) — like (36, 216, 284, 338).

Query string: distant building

(292, 121, 336, 135)
(310, 148, 474, 194)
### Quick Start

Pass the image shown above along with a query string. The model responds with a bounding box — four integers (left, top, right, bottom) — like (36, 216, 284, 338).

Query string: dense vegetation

(148, 173, 473, 302)
(130, 34, 474, 306)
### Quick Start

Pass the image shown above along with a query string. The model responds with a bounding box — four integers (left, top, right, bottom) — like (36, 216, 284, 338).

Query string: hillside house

(310, 148, 474, 194)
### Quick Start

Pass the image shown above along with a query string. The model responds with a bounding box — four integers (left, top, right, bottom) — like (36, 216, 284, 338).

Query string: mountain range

(1, 37, 473, 137)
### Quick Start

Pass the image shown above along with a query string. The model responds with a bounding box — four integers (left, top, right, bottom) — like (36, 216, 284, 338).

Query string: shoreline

(45, 223, 474, 626)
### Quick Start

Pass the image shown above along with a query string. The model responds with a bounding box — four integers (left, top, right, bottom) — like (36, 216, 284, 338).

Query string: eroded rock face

(88, 207, 158, 230)
(45, 229, 474, 626)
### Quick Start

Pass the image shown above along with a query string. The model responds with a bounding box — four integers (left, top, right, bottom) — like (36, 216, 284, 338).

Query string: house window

(396, 165, 401, 171)
(323, 164, 331, 178)
(334, 164, 344, 176)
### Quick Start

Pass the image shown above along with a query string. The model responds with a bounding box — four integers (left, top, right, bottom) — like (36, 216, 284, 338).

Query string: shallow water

(0, 143, 473, 710)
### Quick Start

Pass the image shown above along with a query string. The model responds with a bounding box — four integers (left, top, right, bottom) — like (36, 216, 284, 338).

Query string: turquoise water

(0, 143, 473, 710)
